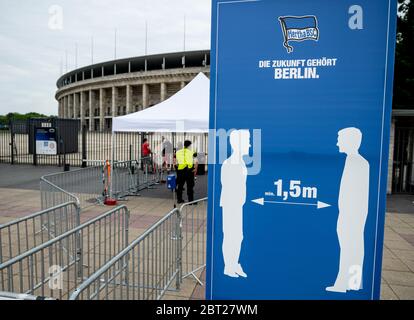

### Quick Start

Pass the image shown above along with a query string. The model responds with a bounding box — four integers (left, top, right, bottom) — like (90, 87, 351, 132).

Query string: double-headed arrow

(251, 198, 331, 209)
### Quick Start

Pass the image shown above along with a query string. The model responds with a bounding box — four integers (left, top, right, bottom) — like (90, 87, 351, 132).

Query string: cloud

(0, 0, 211, 115)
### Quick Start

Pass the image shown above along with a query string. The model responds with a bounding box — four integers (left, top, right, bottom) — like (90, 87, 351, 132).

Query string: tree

(0, 112, 49, 126)
(394, 0, 414, 109)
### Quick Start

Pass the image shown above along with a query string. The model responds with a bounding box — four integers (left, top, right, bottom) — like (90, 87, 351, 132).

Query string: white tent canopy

(112, 72, 209, 133)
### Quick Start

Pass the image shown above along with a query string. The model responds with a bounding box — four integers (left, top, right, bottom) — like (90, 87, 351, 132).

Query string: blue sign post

(207, 0, 397, 299)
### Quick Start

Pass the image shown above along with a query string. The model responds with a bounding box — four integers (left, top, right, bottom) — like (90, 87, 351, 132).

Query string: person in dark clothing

(176, 140, 195, 204)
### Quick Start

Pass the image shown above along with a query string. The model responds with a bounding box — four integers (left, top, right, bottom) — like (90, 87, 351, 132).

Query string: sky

(0, 0, 211, 115)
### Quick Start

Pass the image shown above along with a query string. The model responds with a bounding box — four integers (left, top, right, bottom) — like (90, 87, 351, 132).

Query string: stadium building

(55, 50, 210, 131)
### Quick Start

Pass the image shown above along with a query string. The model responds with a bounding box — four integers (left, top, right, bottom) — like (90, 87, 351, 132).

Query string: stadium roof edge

(56, 49, 210, 89)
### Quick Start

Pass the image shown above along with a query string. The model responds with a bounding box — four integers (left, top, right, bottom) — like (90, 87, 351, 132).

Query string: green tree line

(394, 0, 413, 109)
(0, 112, 50, 127)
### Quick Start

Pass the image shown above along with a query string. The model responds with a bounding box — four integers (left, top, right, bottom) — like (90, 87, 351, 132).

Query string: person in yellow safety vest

(176, 140, 195, 204)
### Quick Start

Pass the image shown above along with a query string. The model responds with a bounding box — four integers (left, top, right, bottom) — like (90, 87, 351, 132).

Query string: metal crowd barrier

(111, 160, 140, 199)
(109, 157, 163, 199)
(40, 176, 80, 210)
(0, 205, 129, 300)
(134, 155, 162, 191)
(180, 198, 207, 285)
(70, 198, 207, 300)
(40, 165, 103, 210)
(0, 197, 207, 300)
(0, 202, 80, 265)
(40, 158, 162, 211)
(70, 208, 180, 300)
(0, 291, 56, 300)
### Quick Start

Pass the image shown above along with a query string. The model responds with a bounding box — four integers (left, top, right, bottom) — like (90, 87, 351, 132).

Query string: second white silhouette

(327, 127, 370, 293)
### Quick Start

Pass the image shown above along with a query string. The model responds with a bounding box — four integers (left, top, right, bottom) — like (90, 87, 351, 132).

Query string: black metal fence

(0, 119, 208, 168)
(392, 126, 414, 193)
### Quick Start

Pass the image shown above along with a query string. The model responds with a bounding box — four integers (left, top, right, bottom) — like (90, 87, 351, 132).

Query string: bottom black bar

(0, 300, 409, 319)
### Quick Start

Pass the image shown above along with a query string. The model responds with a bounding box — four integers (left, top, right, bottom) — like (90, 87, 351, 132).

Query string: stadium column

(69, 94, 74, 119)
(68, 95, 71, 118)
(112, 86, 117, 118)
(64, 96, 68, 119)
(70, 94, 74, 119)
(62, 96, 65, 118)
(143, 83, 149, 109)
(80, 91, 85, 128)
(89, 90, 94, 131)
(73, 93, 78, 119)
(99, 88, 105, 132)
(126, 85, 131, 114)
(60, 99, 64, 118)
(65, 95, 69, 119)
(160, 82, 167, 101)
(181, 81, 186, 89)
(58, 99, 62, 118)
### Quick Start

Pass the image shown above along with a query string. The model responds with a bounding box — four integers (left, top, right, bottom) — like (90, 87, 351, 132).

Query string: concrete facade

(56, 50, 210, 131)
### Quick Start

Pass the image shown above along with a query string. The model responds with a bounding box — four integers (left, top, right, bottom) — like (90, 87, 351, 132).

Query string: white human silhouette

(220, 130, 251, 278)
(326, 127, 370, 293)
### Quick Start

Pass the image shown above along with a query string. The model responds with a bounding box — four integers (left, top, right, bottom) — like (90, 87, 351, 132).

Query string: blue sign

(207, 0, 397, 300)
(35, 127, 57, 155)
(167, 174, 177, 190)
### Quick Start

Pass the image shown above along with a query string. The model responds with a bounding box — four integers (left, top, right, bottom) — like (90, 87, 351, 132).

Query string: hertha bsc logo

(279, 15, 319, 53)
